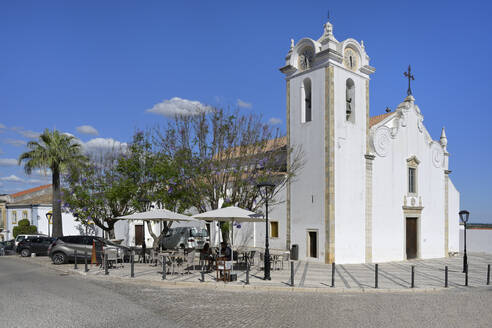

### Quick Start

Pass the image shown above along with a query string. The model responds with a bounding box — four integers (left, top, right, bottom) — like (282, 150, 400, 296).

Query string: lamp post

(459, 210, 470, 273)
(45, 211, 52, 238)
(257, 182, 275, 281)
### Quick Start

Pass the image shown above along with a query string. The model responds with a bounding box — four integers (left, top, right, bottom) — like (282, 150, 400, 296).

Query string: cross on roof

(404, 65, 415, 96)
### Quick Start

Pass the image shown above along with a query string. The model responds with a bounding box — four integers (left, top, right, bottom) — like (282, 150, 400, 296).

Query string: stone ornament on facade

(372, 126, 392, 157)
(431, 142, 444, 168)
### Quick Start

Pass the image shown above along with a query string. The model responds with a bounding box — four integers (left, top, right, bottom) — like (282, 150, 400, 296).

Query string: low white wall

(460, 228, 492, 254)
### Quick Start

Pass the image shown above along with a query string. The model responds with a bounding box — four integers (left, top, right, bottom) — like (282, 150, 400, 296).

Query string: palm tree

(18, 128, 86, 237)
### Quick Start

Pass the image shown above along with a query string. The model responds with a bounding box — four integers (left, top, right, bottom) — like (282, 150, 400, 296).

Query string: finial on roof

(440, 127, 448, 150)
(361, 40, 365, 50)
(290, 38, 294, 50)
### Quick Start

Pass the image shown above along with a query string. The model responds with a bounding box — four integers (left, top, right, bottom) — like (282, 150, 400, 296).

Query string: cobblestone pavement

(22, 252, 492, 291)
(2, 256, 492, 328)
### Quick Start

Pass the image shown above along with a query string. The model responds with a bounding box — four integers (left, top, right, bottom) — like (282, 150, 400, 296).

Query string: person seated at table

(199, 244, 213, 271)
(217, 242, 233, 280)
(220, 241, 232, 261)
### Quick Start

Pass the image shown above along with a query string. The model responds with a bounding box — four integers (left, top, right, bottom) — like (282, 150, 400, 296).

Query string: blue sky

(0, 1, 491, 222)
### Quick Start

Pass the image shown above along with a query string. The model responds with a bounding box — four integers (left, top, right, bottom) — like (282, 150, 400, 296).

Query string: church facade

(278, 20, 460, 264)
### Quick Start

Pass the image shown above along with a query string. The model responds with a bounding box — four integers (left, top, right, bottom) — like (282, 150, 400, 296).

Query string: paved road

(1, 257, 492, 328)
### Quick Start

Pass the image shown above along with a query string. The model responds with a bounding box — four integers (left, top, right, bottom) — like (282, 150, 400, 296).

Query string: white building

(0, 185, 82, 240)
(277, 19, 460, 264)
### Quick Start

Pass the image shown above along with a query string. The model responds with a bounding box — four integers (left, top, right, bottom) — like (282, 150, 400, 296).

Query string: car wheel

(20, 249, 31, 257)
(52, 252, 67, 265)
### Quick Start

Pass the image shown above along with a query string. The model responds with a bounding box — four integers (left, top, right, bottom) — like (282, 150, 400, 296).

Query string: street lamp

(459, 210, 470, 273)
(45, 211, 52, 238)
(257, 182, 276, 281)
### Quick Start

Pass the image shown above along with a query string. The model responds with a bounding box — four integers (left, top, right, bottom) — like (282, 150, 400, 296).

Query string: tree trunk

(51, 166, 63, 237)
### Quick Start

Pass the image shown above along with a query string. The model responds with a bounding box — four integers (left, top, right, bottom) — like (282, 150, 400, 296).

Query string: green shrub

(13, 219, 38, 238)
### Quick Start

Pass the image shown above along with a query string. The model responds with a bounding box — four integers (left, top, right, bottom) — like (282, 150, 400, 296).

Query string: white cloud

(76, 125, 99, 136)
(237, 99, 252, 109)
(12, 127, 40, 139)
(268, 117, 282, 125)
(0, 175, 24, 183)
(82, 138, 127, 155)
(146, 97, 212, 117)
(27, 178, 49, 184)
(33, 168, 51, 177)
(4, 139, 26, 147)
(0, 158, 18, 166)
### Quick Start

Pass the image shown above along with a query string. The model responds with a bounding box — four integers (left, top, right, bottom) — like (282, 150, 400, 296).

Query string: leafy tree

(13, 219, 38, 238)
(63, 132, 194, 248)
(18, 128, 85, 237)
(63, 148, 132, 239)
(155, 108, 303, 214)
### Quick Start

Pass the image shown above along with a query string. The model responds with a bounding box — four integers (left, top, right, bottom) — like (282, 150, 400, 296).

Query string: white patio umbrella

(192, 206, 265, 274)
(116, 208, 195, 221)
(116, 209, 198, 250)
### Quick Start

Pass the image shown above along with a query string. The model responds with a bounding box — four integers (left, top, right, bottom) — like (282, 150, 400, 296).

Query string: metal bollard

(445, 266, 448, 288)
(130, 253, 135, 278)
(465, 266, 468, 286)
(162, 255, 166, 280)
(411, 265, 415, 288)
(104, 253, 109, 275)
(331, 262, 335, 288)
(74, 250, 78, 270)
(375, 264, 379, 289)
(291, 261, 295, 287)
(84, 251, 88, 272)
(487, 264, 490, 285)
(246, 263, 250, 285)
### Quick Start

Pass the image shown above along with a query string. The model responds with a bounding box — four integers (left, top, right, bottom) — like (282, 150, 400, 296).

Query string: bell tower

(280, 19, 375, 263)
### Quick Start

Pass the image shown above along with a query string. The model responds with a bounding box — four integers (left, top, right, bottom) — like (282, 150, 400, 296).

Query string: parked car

(48, 235, 130, 264)
(0, 239, 15, 252)
(0, 240, 14, 255)
(16, 236, 55, 257)
(15, 234, 48, 249)
(160, 226, 209, 250)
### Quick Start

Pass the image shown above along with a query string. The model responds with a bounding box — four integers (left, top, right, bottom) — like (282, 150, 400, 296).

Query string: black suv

(48, 235, 129, 264)
(16, 236, 55, 257)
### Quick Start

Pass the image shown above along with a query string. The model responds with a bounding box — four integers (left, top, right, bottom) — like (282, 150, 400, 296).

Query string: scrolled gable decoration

(373, 126, 392, 157)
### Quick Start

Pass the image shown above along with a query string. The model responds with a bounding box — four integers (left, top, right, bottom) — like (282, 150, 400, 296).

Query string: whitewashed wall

(333, 61, 368, 264)
(448, 179, 460, 252)
(288, 66, 327, 262)
(372, 98, 447, 262)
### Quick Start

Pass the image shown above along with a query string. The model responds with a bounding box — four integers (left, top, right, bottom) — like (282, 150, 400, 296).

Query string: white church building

(115, 19, 461, 265)
(277, 19, 460, 264)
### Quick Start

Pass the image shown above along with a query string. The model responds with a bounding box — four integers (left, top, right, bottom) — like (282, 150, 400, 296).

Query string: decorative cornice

(360, 65, 376, 75)
(406, 155, 420, 165)
(316, 48, 343, 63)
(279, 64, 296, 75)
(402, 206, 424, 211)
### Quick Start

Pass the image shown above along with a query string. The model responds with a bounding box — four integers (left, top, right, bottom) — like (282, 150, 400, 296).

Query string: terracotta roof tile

(10, 184, 52, 198)
(369, 112, 394, 127)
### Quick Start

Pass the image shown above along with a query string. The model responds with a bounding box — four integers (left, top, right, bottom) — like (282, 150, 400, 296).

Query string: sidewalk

(11, 252, 492, 293)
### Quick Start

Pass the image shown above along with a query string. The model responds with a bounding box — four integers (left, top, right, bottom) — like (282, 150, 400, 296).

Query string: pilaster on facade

(444, 169, 451, 257)
(324, 66, 335, 264)
(286, 80, 291, 250)
(364, 154, 375, 263)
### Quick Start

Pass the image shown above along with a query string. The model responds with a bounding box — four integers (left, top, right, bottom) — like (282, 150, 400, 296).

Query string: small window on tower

(346, 78, 355, 122)
(302, 78, 312, 123)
